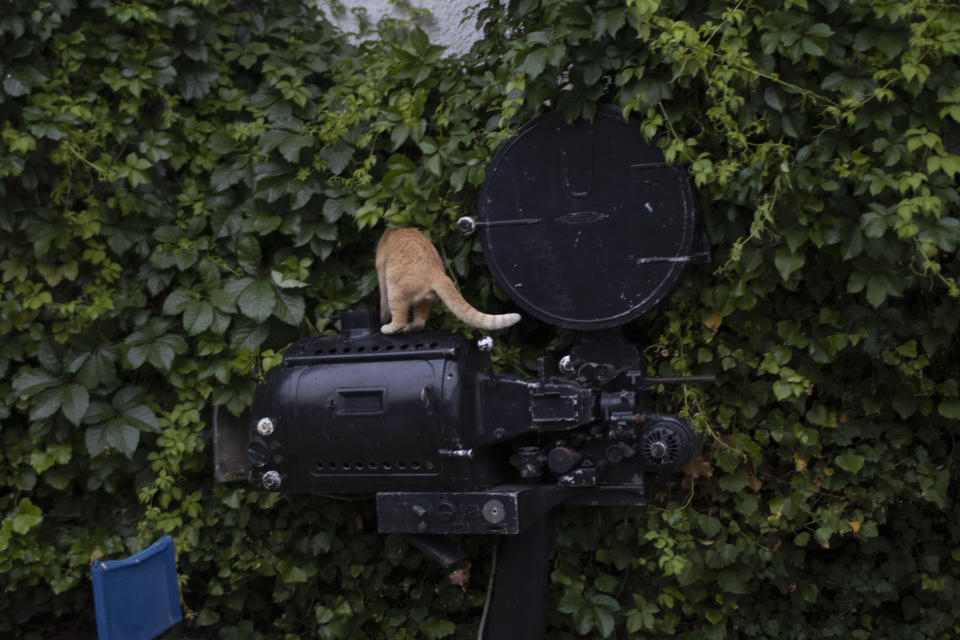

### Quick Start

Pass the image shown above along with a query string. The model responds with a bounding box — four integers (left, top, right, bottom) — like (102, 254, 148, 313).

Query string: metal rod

(475, 218, 542, 227)
(643, 375, 716, 385)
(635, 251, 711, 264)
(284, 347, 458, 366)
(630, 161, 677, 170)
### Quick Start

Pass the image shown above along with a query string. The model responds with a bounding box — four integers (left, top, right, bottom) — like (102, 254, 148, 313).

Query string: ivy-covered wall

(1, 0, 958, 638)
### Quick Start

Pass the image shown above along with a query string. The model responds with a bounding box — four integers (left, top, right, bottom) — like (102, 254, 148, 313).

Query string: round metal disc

(477, 105, 699, 330)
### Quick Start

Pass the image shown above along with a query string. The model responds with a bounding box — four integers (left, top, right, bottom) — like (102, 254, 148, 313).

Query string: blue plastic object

(91, 535, 183, 640)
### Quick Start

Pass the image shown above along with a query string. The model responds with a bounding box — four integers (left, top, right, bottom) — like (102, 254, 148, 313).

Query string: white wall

(322, 0, 484, 56)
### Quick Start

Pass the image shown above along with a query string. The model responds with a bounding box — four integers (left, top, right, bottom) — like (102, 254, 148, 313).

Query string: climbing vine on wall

(1, 0, 958, 637)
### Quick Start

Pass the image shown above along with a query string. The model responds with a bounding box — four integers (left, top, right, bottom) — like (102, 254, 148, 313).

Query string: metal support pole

(477, 510, 556, 640)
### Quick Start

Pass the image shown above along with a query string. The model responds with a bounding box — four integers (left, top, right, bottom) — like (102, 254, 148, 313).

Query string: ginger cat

(375, 228, 521, 334)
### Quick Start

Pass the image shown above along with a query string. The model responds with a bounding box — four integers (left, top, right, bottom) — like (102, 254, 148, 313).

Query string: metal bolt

(456, 216, 477, 236)
(256, 417, 275, 436)
(261, 470, 282, 489)
(648, 441, 668, 459)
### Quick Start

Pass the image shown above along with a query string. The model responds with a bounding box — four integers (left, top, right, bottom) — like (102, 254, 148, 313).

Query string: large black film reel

(477, 106, 701, 330)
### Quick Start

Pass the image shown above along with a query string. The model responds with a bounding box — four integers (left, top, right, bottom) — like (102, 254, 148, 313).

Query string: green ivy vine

(1, 0, 958, 638)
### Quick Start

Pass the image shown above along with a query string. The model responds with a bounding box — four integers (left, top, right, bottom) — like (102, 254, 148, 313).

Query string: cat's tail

(433, 277, 521, 331)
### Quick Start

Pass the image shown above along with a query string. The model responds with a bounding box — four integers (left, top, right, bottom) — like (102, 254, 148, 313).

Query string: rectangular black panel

(336, 387, 386, 416)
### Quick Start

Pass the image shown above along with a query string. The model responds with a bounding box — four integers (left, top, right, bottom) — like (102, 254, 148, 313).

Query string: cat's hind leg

(405, 300, 433, 332)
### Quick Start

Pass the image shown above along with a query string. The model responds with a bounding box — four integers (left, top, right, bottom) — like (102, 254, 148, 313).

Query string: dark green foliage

(1, 0, 958, 637)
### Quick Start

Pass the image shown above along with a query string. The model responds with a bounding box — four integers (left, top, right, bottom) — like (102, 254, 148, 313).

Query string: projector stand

(379, 484, 645, 640)
(478, 509, 556, 640)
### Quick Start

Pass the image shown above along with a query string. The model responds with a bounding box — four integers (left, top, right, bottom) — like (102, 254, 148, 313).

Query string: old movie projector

(214, 105, 711, 639)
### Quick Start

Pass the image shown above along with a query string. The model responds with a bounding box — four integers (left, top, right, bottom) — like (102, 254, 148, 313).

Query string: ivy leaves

(124, 319, 188, 371)
(83, 386, 159, 458)
(12, 366, 158, 458)
(2, 0, 959, 637)
(11, 370, 87, 425)
(226, 236, 306, 326)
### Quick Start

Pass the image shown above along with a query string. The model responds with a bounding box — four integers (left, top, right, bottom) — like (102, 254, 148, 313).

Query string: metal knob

(256, 417, 275, 436)
(477, 336, 494, 351)
(456, 216, 477, 236)
(648, 440, 668, 459)
(261, 470, 282, 490)
(547, 446, 581, 474)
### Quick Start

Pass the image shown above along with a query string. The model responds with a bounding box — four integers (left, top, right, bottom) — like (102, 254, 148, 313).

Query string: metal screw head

(482, 499, 506, 524)
(261, 470, 282, 489)
(256, 417, 275, 436)
(456, 216, 477, 236)
(477, 336, 494, 352)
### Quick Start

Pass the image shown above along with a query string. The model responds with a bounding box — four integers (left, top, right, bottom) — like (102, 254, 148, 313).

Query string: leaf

(231, 320, 270, 350)
(410, 28, 430, 55)
(704, 310, 723, 332)
(238, 278, 277, 323)
(59, 384, 89, 426)
(594, 607, 616, 637)
(717, 568, 749, 594)
(210, 159, 247, 192)
(281, 564, 309, 583)
(318, 142, 354, 176)
(163, 289, 193, 315)
(835, 451, 865, 474)
(12, 369, 58, 397)
(183, 300, 215, 335)
(390, 125, 410, 150)
(236, 236, 262, 274)
(764, 86, 784, 112)
(806, 23, 834, 38)
(209, 288, 238, 313)
(122, 403, 160, 433)
(272, 289, 304, 326)
(865, 274, 889, 307)
(595, 574, 618, 593)
(774, 248, 804, 281)
(938, 398, 960, 419)
(11, 498, 43, 534)
(197, 609, 220, 626)
(278, 133, 313, 163)
(3, 65, 49, 97)
(322, 196, 355, 223)
(85, 421, 140, 458)
(29, 444, 71, 473)
(207, 130, 235, 155)
(521, 47, 549, 77)
(422, 618, 456, 640)
(30, 387, 62, 421)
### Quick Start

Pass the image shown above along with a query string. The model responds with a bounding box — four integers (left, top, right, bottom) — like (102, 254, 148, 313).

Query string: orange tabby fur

(375, 228, 521, 334)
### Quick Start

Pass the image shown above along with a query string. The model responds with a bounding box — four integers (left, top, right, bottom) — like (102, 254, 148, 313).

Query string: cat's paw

(380, 323, 403, 335)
